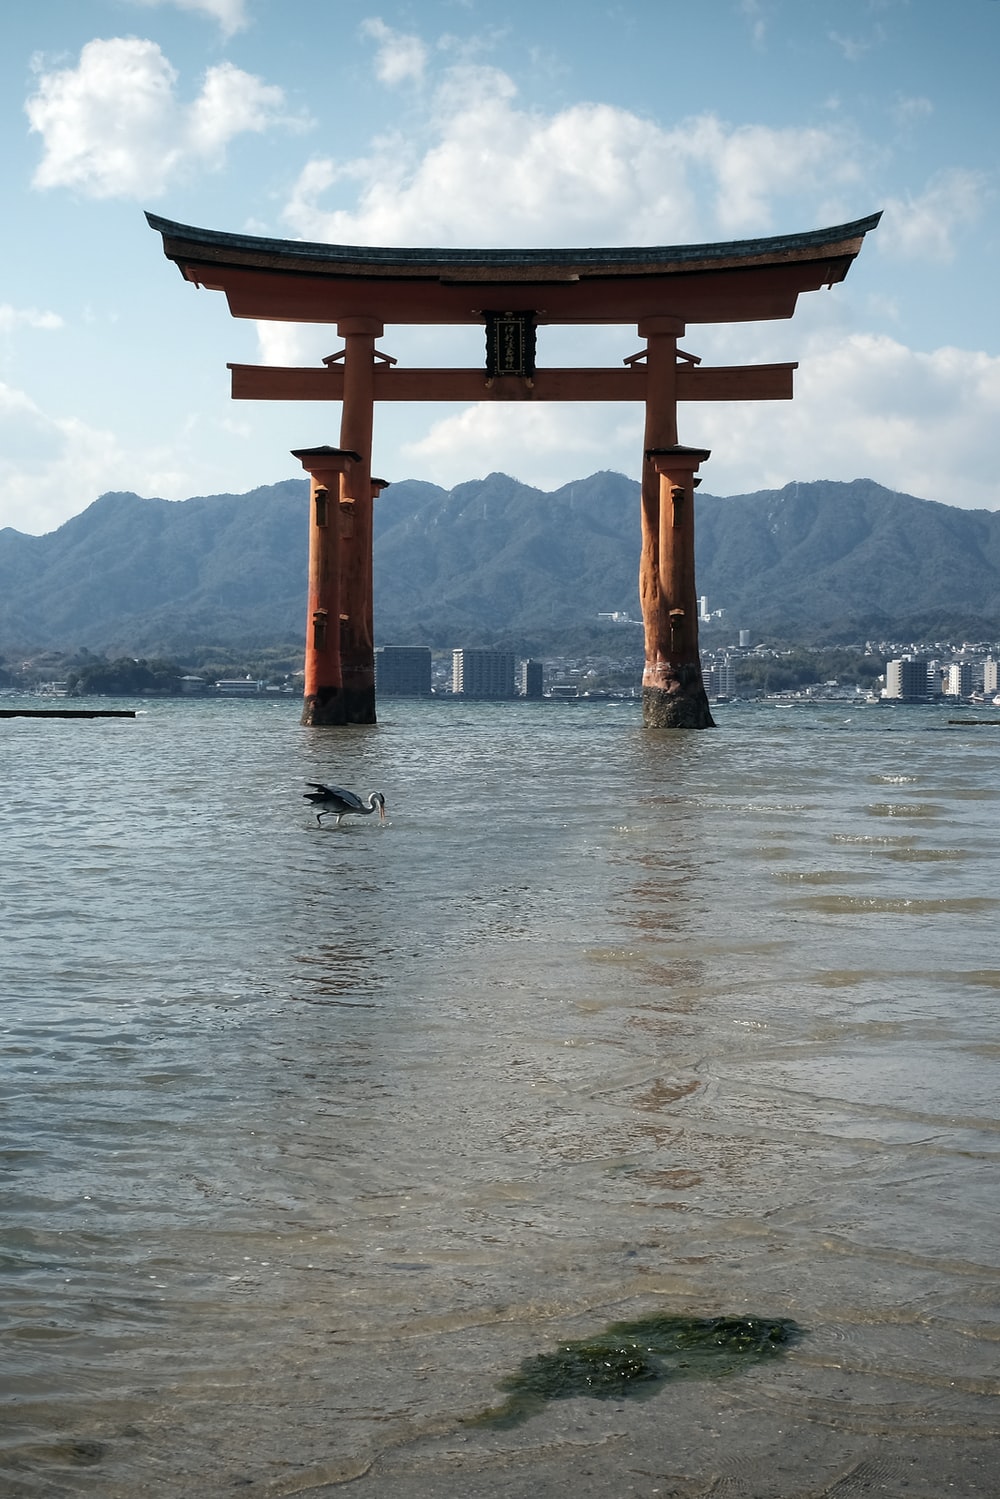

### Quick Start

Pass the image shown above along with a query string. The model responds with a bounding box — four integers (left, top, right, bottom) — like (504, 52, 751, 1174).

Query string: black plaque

(484, 311, 536, 378)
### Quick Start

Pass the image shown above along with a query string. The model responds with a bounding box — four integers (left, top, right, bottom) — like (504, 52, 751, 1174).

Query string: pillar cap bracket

(291, 445, 362, 470)
(646, 444, 712, 462)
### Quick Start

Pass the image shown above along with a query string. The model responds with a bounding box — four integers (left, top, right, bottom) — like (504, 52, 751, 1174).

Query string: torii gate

(147, 212, 879, 728)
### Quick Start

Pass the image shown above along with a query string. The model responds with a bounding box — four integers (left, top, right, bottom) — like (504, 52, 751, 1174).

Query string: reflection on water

(290, 941, 385, 1004)
(2, 698, 1000, 1496)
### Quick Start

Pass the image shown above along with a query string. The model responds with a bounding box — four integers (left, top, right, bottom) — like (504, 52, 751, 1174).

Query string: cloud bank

(26, 38, 294, 198)
(282, 64, 863, 248)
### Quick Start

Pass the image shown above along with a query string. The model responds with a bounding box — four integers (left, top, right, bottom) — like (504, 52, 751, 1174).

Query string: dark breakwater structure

(0, 708, 136, 719)
(147, 212, 879, 728)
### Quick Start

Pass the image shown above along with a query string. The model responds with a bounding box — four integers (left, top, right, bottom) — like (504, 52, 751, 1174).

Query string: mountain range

(2, 471, 999, 660)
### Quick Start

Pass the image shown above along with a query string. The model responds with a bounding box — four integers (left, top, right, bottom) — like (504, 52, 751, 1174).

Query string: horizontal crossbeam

(228, 362, 797, 403)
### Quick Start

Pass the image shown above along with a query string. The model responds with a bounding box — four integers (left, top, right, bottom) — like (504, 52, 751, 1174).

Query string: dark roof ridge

(146, 211, 882, 270)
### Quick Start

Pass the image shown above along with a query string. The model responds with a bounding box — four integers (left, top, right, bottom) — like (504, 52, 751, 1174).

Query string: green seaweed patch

(468, 1313, 801, 1428)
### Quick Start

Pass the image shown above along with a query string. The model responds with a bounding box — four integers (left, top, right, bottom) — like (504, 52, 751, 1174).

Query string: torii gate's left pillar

(293, 445, 360, 726)
(294, 317, 382, 727)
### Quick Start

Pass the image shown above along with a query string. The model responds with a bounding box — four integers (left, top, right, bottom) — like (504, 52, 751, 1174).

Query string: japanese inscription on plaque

(484, 311, 536, 379)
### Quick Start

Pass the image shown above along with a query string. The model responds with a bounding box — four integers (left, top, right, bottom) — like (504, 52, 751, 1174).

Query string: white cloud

(26, 38, 294, 199)
(283, 62, 859, 248)
(768, 332, 1000, 506)
(828, 27, 884, 62)
(360, 18, 428, 86)
(679, 115, 863, 234)
(402, 401, 641, 493)
(128, 0, 249, 38)
(878, 169, 988, 263)
(738, 0, 769, 47)
(0, 382, 129, 533)
(0, 381, 210, 536)
(685, 331, 1000, 508)
(0, 305, 63, 334)
(186, 60, 289, 161)
(890, 94, 933, 130)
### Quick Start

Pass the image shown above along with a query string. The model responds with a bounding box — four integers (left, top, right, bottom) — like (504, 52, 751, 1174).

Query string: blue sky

(2, 0, 999, 534)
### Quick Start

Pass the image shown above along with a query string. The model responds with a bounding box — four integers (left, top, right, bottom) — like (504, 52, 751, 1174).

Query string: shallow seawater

(2, 696, 1000, 1496)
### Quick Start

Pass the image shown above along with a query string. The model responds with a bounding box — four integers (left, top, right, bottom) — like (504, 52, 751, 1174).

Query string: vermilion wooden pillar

(643, 445, 714, 728)
(334, 318, 381, 723)
(637, 314, 713, 727)
(292, 445, 359, 726)
(337, 474, 388, 723)
(293, 319, 381, 727)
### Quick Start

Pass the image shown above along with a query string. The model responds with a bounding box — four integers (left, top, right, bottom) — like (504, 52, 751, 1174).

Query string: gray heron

(304, 783, 387, 828)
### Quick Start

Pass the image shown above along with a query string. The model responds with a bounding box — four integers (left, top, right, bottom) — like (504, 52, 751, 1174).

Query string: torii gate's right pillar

(638, 315, 714, 729)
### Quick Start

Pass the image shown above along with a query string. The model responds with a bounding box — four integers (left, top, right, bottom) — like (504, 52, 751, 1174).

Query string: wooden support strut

(228, 361, 797, 404)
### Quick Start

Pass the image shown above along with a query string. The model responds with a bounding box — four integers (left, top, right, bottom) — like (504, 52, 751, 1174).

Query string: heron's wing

(304, 782, 333, 799)
(328, 785, 365, 809)
(305, 782, 363, 808)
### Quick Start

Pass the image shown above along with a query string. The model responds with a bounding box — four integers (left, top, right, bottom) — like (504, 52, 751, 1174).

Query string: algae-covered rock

(470, 1312, 801, 1428)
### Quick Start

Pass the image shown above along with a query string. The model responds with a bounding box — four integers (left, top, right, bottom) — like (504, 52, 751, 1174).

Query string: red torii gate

(147, 212, 879, 728)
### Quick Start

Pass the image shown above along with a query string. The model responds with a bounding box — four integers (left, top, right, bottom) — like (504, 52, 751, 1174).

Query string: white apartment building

(705, 658, 735, 697)
(884, 658, 929, 701)
(451, 649, 517, 698)
(943, 661, 974, 698)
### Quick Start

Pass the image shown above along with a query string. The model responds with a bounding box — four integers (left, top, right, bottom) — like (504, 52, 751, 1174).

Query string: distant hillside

(692, 478, 1000, 640)
(0, 480, 308, 657)
(2, 472, 999, 657)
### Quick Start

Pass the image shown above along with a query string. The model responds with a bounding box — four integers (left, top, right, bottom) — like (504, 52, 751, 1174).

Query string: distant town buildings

(883, 655, 982, 701)
(350, 637, 1000, 708)
(375, 645, 432, 696)
(519, 659, 544, 698)
(704, 657, 736, 698)
(451, 648, 517, 698)
(942, 660, 974, 698)
(884, 657, 931, 701)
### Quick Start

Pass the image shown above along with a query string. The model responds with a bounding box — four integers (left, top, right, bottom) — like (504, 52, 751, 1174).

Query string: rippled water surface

(2, 697, 1000, 1497)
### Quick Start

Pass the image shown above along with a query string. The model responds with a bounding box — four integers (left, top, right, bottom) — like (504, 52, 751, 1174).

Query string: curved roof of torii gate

(146, 211, 880, 327)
